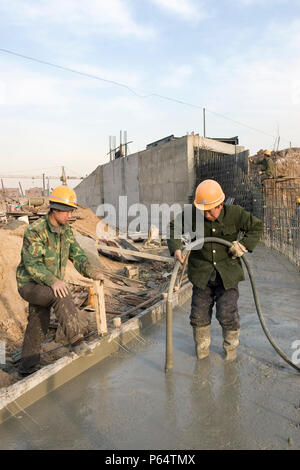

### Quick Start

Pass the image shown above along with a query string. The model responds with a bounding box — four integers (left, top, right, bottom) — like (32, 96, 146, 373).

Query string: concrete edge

(0, 282, 192, 424)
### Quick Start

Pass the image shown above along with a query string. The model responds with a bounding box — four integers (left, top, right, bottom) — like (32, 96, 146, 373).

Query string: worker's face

(52, 209, 74, 225)
(204, 203, 224, 222)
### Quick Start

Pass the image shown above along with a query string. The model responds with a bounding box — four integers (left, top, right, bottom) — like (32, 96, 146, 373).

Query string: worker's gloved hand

(52, 280, 69, 298)
(174, 249, 185, 264)
(229, 241, 248, 259)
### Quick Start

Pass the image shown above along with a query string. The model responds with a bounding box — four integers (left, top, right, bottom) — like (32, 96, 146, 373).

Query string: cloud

(0, 81, 6, 105)
(0, 0, 154, 38)
(150, 0, 209, 21)
(160, 65, 193, 88)
(230, 0, 288, 5)
(0, 66, 65, 107)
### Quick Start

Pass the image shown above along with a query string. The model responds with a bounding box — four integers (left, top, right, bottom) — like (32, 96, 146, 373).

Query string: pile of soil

(273, 148, 300, 177)
(71, 207, 102, 239)
(0, 225, 28, 352)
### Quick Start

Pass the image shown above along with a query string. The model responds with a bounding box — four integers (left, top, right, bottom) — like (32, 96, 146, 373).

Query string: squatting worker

(250, 149, 275, 182)
(16, 186, 104, 377)
(168, 179, 263, 361)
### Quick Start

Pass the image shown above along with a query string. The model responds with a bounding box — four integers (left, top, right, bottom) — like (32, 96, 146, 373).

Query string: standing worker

(250, 149, 275, 183)
(16, 186, 104, 377)
(168, 179, 263, 361)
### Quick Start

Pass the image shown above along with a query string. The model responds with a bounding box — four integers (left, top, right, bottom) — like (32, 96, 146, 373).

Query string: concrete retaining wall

(75, 136, 244, 216)
(138, 136, 189, 210)
(102, 153, 140, 228)
(75, 165, 103, 213)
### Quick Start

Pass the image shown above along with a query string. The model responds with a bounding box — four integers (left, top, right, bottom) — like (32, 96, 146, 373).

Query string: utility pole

(203, 108, 206, 138)
(109, 136, 112, 161)
(19, 182, 24, 197)
(61, 166, 67, 185)
(120, 130, 123, 155)
(1, 179, 5, 199)
(276, 136, 280, 151)
(42, 173, 46, 196)
(124, 130, 128, 158)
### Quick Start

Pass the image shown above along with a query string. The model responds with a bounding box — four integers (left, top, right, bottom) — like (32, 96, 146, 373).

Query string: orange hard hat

(194, 179, 225, 211)
(49, 186, 78, 209)
(264, 150, 271, 156)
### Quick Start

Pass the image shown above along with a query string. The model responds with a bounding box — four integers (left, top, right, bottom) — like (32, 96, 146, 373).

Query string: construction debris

(250, 147, 300, 178)
(96, 243, 173, 263)
(124, 266, 139, 279)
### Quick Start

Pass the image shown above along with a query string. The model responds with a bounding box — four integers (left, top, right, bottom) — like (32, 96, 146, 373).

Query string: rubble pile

(250, 147, 300, 178)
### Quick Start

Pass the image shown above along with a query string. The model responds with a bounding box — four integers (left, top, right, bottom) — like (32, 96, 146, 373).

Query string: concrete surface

(0, 244, 299, 450)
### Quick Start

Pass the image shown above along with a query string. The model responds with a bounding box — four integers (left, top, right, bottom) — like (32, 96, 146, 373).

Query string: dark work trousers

(190, 272, 240, 331)
(18, 283, 83, 373)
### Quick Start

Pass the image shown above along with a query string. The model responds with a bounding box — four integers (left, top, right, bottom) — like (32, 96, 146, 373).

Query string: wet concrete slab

(0, 244, 299, 450)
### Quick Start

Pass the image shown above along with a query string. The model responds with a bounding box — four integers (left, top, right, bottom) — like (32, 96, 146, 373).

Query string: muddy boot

(222, 329, 240, 361)
(193, 325, 210, 359)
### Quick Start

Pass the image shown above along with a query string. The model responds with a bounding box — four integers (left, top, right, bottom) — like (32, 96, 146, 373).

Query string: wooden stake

(93, 280, 107, 335)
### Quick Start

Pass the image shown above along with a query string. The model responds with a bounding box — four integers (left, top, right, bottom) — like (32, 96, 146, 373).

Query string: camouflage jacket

(168, 204, 263, 290)
(17, 215, 99, 289)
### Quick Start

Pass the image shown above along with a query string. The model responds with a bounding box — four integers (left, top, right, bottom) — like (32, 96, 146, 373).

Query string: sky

(0, 0, 300, 189)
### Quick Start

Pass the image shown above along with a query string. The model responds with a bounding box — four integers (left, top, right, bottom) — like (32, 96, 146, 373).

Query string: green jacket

(167, 204, 263, 290)
(254, 157, 275, 177)
(17, 215, 99, 289)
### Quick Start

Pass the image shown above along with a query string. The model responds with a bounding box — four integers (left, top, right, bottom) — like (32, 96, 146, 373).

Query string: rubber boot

(222, 329, 240, 361)
(193, 325, 210, 359)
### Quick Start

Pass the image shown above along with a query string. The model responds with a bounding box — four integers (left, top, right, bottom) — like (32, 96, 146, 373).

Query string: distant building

(25, 187, 43, 197)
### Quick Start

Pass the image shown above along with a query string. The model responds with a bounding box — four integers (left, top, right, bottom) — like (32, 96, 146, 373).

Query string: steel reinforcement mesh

(193, 149, 300, 269)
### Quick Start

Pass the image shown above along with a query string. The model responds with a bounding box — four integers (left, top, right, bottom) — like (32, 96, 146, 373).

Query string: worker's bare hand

(174, 249, 185, 264)
(52, 280, 69, 298)
(93, 272, 105, 282)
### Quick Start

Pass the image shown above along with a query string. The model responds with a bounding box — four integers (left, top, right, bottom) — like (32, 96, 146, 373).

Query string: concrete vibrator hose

(165, 237, 300, 373)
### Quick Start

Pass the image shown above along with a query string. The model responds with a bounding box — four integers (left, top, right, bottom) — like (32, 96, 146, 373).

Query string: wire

(0, 47, 293, 145)
(0, 47, 143, 97)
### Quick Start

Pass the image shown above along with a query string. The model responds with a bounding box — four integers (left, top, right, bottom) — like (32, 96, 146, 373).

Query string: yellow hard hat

(49, 186, 78, 210)
(194, 179, 225, 211)
(264, 150, 271, 156)
(296, 198, 300, 204)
